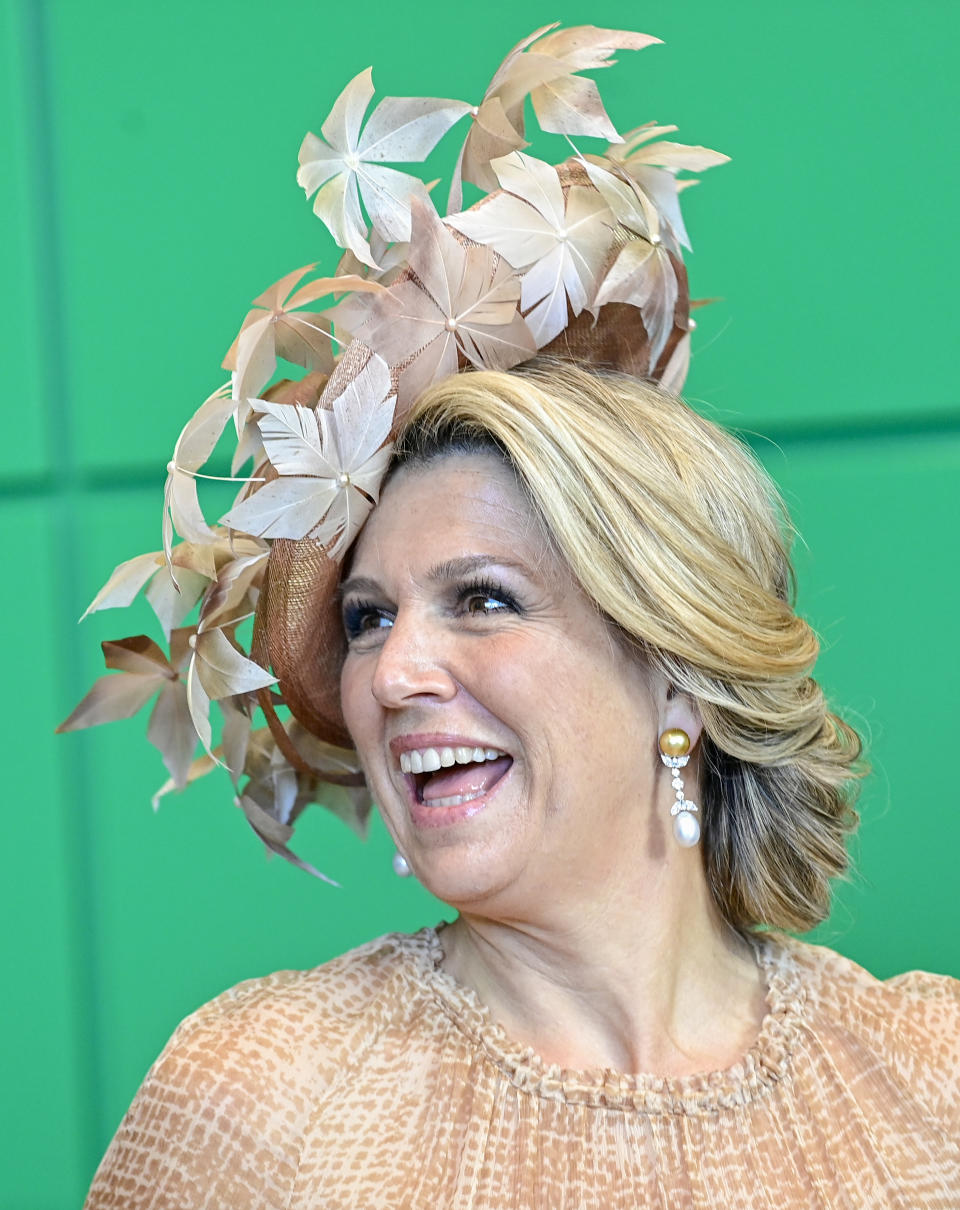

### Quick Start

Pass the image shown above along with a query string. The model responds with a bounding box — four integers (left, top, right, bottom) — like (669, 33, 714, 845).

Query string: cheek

(339, 656, 375, 744)
(536, 647, 650, 773)
(478, 639, 609, 756)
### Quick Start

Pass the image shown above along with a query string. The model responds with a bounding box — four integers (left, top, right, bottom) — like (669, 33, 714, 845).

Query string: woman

(83, 364, 960, 1208)
(68, 24, 958, 1207)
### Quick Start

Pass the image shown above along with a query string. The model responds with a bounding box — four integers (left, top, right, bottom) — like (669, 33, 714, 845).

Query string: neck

(438, 858, 767, 1077)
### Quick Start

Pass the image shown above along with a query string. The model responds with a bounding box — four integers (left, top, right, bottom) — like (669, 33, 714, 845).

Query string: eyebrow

(338, 554, 532, 602)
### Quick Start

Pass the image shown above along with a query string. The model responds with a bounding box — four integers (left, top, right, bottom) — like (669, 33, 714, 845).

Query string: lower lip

(405, 763, 513, 830)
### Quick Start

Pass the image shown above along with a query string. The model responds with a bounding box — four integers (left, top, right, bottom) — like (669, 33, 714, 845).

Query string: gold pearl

(658, 728, 690, 758)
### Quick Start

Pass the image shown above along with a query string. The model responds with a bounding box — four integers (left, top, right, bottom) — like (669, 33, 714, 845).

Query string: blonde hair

(394, 360, 863, 934)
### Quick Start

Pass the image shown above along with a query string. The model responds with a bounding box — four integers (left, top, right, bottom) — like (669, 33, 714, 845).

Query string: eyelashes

(458, 575, 521, 616)
(342, 597, 391, 640)
(342, 576, 522, 642)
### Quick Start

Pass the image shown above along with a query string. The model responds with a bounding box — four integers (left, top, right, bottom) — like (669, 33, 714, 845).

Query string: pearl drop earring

(658, 728, 701, 847)
(392, 851, 412, 877)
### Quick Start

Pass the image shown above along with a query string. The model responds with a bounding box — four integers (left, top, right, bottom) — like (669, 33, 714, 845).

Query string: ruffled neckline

(405, 924, 805, 1115)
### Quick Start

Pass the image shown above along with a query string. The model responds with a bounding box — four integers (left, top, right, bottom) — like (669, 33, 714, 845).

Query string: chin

(399, 834, 524, 914)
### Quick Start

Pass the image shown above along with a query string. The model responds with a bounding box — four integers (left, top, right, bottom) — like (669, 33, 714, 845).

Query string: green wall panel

(2, 501, 87, 1207)
(666, 1, 960, 432)
(760, 431, 960, 978)
(48, 0, 339, 474)
(2, 1, 49, 480)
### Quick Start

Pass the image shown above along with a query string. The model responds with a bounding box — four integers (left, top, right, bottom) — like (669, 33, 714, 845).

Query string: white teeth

(398, 744, 507, 773)
(400, 751, 424, 774)
(423, 788, 486, 808)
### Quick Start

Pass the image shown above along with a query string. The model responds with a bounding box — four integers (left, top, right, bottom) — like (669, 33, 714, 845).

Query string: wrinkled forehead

(343, 452, 555, 585)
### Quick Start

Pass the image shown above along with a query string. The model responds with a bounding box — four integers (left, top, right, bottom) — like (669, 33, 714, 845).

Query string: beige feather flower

(220, 354, 396, 556)
(298, 67, 470, 268)
(356, 196, 536, 411)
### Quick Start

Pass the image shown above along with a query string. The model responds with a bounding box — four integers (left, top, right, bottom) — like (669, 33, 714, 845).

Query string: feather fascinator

(58, 24, 727, 879)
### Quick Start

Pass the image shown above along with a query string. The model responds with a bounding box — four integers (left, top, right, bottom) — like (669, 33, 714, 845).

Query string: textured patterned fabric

(85, 928, 960, 1208)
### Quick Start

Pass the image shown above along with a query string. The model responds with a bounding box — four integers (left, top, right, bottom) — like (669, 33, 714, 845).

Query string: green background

(4, 1, 958, 1205)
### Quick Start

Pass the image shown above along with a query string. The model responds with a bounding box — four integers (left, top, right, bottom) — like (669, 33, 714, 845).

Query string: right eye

(342, 601, 393, 642)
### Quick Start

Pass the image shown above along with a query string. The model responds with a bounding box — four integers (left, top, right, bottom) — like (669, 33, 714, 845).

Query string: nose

(369, 610, 458, 709)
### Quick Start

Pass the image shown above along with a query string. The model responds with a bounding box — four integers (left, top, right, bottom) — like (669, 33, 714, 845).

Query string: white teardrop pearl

(672, 810, 700, 848)
(392, 852, 412, 877)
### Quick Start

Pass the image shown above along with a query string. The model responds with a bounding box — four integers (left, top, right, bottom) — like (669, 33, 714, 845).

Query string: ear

(661, 688, 704, 752)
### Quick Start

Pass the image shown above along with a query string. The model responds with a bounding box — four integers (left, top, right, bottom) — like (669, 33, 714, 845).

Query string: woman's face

(339, 453, 668, 918)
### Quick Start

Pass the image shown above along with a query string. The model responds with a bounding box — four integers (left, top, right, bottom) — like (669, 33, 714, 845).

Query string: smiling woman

(85, 363, 960, 1209)
(71, 20, 960, 1210)
(339, 363, 857, 939)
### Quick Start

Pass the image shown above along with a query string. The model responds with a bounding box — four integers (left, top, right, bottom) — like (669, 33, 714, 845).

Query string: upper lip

(388, 733, 510, 760)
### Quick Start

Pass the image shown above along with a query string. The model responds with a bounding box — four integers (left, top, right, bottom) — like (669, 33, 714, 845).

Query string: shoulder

(783, 935, 960, 1048)
(85, 931, 437, 1208)
(167, 929, 432, 1079)
(778, 934, 960, 1132)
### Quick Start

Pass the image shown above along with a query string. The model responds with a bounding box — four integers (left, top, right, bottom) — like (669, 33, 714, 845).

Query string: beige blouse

(85, 927, 960, 1208)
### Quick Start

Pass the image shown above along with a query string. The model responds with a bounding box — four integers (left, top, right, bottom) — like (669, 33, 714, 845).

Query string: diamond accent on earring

(659, 748, 699, 845)
(671, 799, 699, 816)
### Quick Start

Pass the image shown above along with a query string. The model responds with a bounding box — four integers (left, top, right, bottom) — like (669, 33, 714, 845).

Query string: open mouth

(399, 746, 513, 808)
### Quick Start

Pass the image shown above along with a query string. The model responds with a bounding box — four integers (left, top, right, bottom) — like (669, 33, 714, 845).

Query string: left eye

(458, 578, 520, 616)
(464, 593, 510, 615)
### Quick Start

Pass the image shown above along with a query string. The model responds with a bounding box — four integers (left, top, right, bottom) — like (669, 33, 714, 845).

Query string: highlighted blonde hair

(393, 360, 863, 934)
